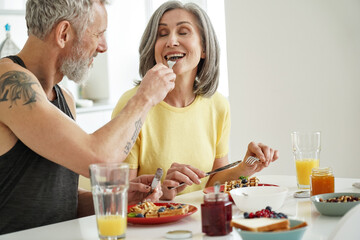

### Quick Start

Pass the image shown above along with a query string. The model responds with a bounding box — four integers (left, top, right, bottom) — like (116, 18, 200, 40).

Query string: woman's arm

(206, 142, 279, 187)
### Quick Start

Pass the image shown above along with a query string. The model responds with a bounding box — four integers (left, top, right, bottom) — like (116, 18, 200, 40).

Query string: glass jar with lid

(201, 192, 232, 236)
(310, 167, 335, 196)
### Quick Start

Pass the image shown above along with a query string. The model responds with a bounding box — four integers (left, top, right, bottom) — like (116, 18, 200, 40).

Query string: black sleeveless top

(0, 56, 79, 234)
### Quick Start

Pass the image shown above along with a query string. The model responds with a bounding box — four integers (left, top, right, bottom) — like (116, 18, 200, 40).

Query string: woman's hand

(128, 175, 163, 205)
(240, 142, 279, 176)
(160, 163, 206, 200)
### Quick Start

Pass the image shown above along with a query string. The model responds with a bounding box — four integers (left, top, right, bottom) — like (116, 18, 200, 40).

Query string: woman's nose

(166, 33, 179, 47)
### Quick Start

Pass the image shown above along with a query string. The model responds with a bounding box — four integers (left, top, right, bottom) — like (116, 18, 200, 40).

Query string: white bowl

(230, 186, 288, 212)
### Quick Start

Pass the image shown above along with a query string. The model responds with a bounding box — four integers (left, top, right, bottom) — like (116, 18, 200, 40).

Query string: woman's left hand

(240, 142, 279, 176)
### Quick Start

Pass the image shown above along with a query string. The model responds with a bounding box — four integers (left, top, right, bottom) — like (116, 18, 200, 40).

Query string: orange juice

(295, 158, 319, 188)
(97, 215, 127, 237)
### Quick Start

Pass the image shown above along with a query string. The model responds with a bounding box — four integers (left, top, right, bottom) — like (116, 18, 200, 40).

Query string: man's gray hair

(26, 0, 107, 40)
(138, 0, 220, 97)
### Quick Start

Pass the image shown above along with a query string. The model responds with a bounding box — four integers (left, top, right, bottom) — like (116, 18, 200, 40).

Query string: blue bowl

(234, 219, 307, 240)
(311, 192, 360, 216)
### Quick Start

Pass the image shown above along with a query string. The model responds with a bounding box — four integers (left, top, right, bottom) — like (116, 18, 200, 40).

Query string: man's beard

(60, 41, 94, 84)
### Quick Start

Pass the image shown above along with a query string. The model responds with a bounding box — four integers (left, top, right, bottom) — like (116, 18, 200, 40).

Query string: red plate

(127, 203, 197, 225)
(203, 183, 279, 201)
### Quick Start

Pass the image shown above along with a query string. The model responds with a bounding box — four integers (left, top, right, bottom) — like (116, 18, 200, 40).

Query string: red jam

(201, 193, 232, 236)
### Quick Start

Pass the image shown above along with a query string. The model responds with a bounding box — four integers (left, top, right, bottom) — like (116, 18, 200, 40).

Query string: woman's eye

(158, 30, 168, 37)
(179, 28, 190, 35)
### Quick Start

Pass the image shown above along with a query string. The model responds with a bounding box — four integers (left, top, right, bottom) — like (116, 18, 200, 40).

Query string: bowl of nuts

(311, 192, 360, 216)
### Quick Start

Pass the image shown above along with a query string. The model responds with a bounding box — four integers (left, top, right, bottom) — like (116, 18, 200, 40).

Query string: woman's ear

(55, 21, 72, 48)
(201, 49, 206, 59)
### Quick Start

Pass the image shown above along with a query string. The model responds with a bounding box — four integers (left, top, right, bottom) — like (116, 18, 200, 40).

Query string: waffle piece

(224, 176, 259, 193)
(128, 202, 189, 218)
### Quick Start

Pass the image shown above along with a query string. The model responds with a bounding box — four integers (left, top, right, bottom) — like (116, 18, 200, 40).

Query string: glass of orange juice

(291, 131, 321, 189)
(90, 163, 129, 239)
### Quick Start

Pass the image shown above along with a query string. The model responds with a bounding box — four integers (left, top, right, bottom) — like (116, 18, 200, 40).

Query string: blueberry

(177, 206, 183, 209)
(169, 206, 175, 209)
(235, 184, 240, 188)
(242, 185, 248, 187)
(265, 206, 272, 212)
(244, 212, 249, 218)
(241, 179, 248, 184)
(158, 207, 165, 212)
(136, 213, 144, 218)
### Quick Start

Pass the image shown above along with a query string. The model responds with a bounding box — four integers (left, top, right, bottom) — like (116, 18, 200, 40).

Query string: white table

(1, 175, 359, 240)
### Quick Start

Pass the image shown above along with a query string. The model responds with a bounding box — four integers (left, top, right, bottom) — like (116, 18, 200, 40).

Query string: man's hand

(135, 63, 176, 107)
(128, 175, 163, 205)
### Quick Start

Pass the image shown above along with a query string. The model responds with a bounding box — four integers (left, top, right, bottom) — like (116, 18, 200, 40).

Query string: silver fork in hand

(245, 156, 260, 165)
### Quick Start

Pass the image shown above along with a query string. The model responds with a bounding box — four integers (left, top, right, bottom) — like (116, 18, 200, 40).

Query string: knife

(148, 168, 163, 195)
(168, 160, 243, 190)
(205, 160, 243, 176)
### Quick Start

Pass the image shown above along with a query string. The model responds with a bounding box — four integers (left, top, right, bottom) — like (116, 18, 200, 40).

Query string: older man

(0, 0, 175, 234)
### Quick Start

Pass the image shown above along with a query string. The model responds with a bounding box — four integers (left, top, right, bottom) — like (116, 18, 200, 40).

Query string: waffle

(129, 202, 189, 218)
(224, 176, 259, 193)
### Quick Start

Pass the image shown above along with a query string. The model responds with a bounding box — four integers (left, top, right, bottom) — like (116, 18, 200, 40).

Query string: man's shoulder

(0, 59, 33, 78)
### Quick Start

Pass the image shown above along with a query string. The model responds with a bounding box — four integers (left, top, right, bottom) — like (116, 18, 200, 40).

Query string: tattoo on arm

(124, 118, 143, 155)
(0, 71, 39, 108)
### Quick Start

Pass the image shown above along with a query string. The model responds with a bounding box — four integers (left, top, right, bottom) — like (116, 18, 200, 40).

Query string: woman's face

(154, 9, 205, 76)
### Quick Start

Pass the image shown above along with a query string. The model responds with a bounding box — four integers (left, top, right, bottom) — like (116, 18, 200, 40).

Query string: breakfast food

(244, 206, 288, 219)
(319, 195, 360, 203)
(224, 176, 259, 193)
(231, 218, 290, 232)
(128, 202, 189, 218)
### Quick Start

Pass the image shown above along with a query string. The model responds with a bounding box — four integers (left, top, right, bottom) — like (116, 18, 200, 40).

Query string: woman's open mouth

(165, 53, 185, 61)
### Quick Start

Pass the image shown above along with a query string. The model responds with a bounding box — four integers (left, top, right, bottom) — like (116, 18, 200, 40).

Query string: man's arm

(0, 62, 175, 177)
(77, 188, 94, 218)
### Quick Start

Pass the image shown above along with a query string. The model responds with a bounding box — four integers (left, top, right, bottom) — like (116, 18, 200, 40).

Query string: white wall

(225, 0, 360, 178)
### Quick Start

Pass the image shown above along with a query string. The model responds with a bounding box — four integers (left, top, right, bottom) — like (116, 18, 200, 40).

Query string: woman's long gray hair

(138, 0, 220, 97)
(26, 0, 106, 40)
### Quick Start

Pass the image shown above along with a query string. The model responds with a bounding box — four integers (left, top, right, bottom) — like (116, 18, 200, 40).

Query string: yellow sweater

(112, 86, 230, 194)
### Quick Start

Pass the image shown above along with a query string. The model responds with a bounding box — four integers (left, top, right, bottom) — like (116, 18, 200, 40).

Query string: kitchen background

(1, 0, 359, 187)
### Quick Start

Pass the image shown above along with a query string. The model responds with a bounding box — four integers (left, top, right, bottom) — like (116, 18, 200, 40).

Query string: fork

(245, 156, 260, 165)
(167, 60, 176, 69)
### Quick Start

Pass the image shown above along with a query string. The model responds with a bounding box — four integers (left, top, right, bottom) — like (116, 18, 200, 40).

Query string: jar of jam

(310, 167, 335, 196)
(201, 192, 232, 236)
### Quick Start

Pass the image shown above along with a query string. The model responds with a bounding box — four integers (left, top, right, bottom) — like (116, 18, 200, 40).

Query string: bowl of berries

(230, 186, 288, 212)
(232, 207, 307, 240)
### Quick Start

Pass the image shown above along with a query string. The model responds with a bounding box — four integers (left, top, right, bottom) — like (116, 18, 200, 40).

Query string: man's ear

(55, 21, 72, 48)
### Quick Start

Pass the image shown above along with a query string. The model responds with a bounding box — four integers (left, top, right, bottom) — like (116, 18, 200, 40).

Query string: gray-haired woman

(112, 1, 279, 200)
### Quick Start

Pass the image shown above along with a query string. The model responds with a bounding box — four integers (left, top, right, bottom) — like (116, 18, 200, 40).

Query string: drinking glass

(89, 163, 129, 240)
(291, 131, 321, 189)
